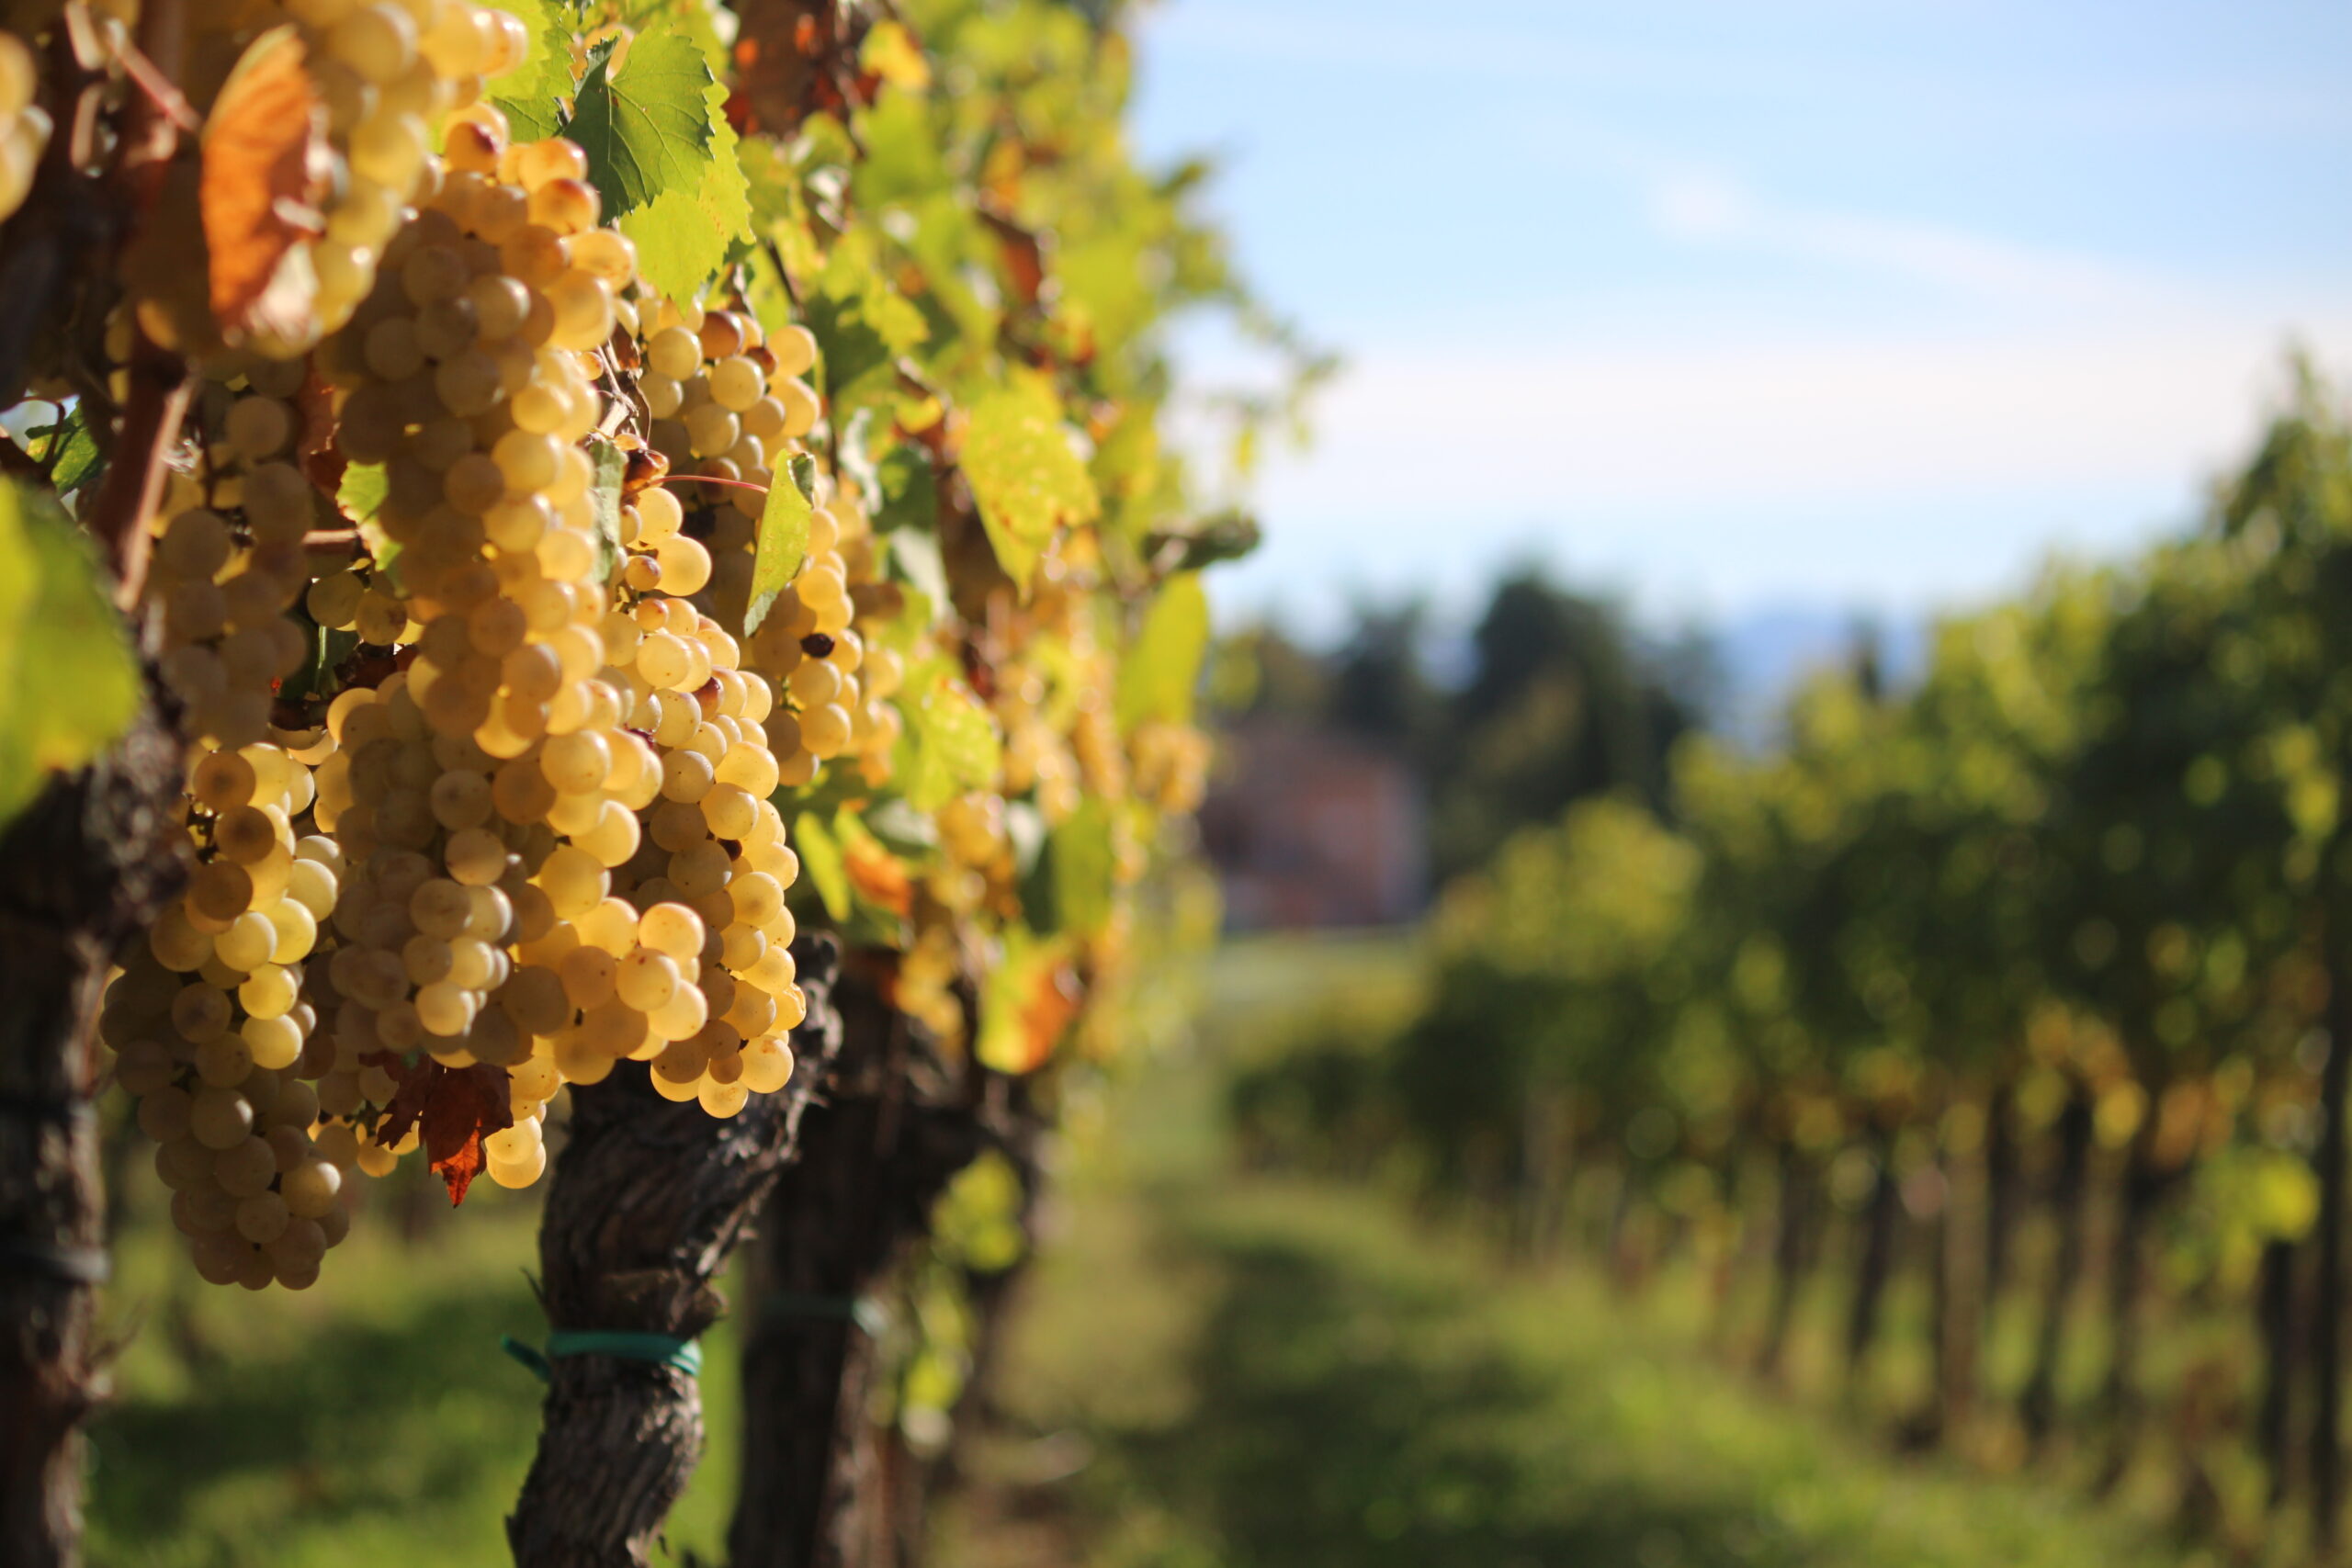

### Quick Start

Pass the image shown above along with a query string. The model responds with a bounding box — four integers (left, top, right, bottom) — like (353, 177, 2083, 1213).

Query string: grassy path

(944, 1048, 2199, 1568)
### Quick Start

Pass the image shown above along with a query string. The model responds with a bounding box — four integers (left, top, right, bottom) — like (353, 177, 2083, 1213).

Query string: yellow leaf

(860, 20, 931, 90)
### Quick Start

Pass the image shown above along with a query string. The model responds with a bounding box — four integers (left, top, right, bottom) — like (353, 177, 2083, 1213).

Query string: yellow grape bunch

(103, 112, 816, 1291)
(625, 295, 908, 790)
(741, 480, 905, 789)
(124, 0, 533, 358)
(104, 364, 352, 1291)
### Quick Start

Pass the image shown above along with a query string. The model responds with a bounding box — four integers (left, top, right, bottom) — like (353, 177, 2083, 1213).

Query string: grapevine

(0, 0, 1276, 1558)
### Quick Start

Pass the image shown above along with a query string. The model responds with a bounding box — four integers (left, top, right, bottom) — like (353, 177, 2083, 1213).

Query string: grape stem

(85, 329, 188, 610)
(111, 0, 187, 196)
(107, 36, 201, 137)
(653, 475, 770, 496)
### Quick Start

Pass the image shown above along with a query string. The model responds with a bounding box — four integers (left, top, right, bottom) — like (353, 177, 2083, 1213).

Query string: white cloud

(1176, 310, 2352, 624)
(1250, 314, 2350, 516)
(1644, 170, 2174, 307)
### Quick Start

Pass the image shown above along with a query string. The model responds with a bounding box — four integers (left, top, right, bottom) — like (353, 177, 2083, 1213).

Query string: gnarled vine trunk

(504, 937, 842, 1568)
(1842, 1122, 1902, 1388)
(1757, 1137, 1813, 1382)
(2093, 1093, 2167, 1492)
(2019, 1082, 2094, 1446)
(0, 708, 186, 1568)
(728, 970, 995, 1568)
(1981, 1081, 2016, 1326)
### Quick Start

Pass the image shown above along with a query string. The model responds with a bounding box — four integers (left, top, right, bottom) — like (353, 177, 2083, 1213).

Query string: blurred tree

(1432, 570, 1701, 879)
(1327, 603, 1434, 750)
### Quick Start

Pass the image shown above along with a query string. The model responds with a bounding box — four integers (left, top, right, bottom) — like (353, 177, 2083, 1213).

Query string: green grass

(81, 931, 2227, 1567)
(85, 1161, 750, 1568)
(940, 933, 2212, 1568)
(958, 1171, 2213, 1567)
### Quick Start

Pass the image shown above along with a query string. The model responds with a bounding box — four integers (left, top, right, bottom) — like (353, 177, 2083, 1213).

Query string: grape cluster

(742, 483, 905, 787)
(496, 552, 811, 1117)
(107, 386, 356, 1289)
(107, 111, 815, 1287)
(624, 293, 906, 788)
(103, 770, 349, 1291)
(636, 297, 819, 541)
(308, 120, 759, 1177)
(148, 367, 322, 748)
(290, 0, 535, 352)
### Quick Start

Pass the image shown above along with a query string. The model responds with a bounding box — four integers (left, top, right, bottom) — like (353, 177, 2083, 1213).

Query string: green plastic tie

(502, 1331, 702, 1382)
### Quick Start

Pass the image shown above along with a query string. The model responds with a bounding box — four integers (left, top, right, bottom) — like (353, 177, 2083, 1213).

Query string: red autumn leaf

(432, 1128, 492, 1206)
(200, 25, 329, 341)
(368, 1057, 514, 1206)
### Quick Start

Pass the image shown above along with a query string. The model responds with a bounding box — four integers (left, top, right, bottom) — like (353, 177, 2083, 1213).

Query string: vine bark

(729, 966, 995, 1568)
(0, 705, 186, 1568)
(505, 937, 842, 1568)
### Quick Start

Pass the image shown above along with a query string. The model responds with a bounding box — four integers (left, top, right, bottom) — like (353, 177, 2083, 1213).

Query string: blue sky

(1125, 0, 2352, 640)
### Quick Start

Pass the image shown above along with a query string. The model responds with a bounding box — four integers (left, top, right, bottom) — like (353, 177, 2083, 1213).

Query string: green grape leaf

(806, 236, 928, 408)
(1027, 797, 1114, 938)
(337, 460, 387, 522)
(558, 25, 718, 221)
(852, 85, 944, 208)
(744, 454, 814, 636)
(876, 444, 937, 534)
(841, 411, 937, 535)
(617, 0, 728, 73)
(486, 0, 576, 141)
(0, 482, 141, 830)
(1115, 571, 1209, 729)
(790, 809, 851, 921)
(617, 76, 752, 302)
(899, 660, 1001, 814)
(339, 461, 403, 590)
(960, 373, 1100, 589)
(27, 405, 102, 501)
(584, 436, 626, 586)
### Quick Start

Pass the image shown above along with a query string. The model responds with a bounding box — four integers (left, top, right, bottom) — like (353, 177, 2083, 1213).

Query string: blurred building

(1198, 720, 1426, 930)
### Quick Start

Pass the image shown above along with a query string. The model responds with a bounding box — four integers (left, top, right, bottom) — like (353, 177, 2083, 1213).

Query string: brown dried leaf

(200, 26, 328, 341)
(421, 1063, 514, 1205)
(368, 1056, 514, 1206)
